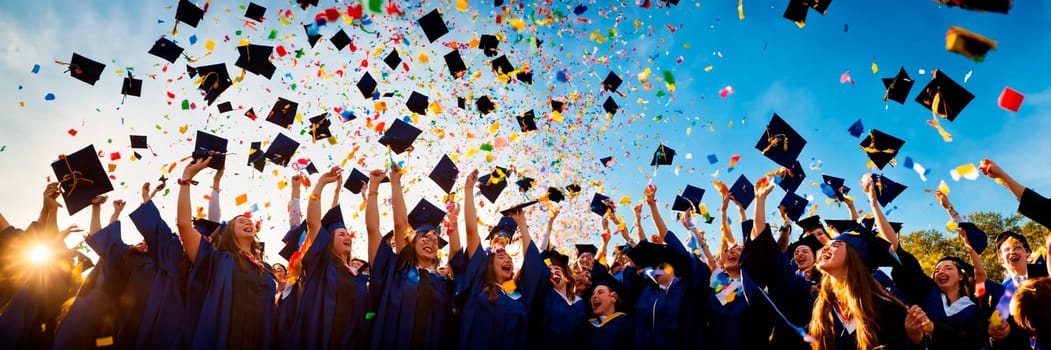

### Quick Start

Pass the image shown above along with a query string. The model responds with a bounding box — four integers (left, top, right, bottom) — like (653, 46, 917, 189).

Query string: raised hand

(183, 156, 212, 181)
(291, 174, 303, 188)
(465, 169, 479, 188)
(755, 176, 775, 199)
(318, 166, 342, 185)
(367, 169, 386, 187)
(979, 158, 1005, 179)
(44, 182, 62, 209)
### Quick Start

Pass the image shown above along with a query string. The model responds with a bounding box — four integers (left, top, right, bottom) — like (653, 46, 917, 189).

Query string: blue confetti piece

(31, 64, 40, 74)
(189, 34, 197, 45)
(707, 154, 718, 164)
(573, 4, 588, 15)
(18, 85, 23, 90)
(339, 110, 356, 122)
(556, 69, 570, 83)
(44, 93, 56, 101)
(820, 183, 836, 198)
(903, 156, 914, 169)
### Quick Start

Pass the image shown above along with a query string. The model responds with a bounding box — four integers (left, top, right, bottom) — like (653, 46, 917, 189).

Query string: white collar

(553, 287, 581, 305)
(941, 294, 976, 317)
(834, 305, 856, 334)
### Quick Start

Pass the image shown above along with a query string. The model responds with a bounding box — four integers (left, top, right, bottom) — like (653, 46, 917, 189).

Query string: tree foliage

(898, 211, 1049, 282)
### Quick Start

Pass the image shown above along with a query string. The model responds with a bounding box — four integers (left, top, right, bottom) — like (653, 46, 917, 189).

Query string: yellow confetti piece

(485, 153, 494, 162)
(489, 121, 500, 134)
(235, 193, 248, 206)
(618, 196, 632, 205)
(277, 180, 288, 190)
(374, 101, 387, 112)
(686, 127, 692, 136)
(429, 101, 442, 115)
(552, 111, 563, 123)
(466, 148, 478, 158)
(946, 220, 959, 233)
(937, 180, 950, 196)
(455, 0, 469, 11)
(509, 18, 526, 31)
(990, 311, 1003, 327)
(704, 65, 713, 72)
(871, 62, 878, 74)
(418, 52, 429, 64)
(107, 163, 117, 172)
(638, 67, 651, 83)
(205, 39, 216, 52)
(737, 0, 745, 20)
(178, 125, 188, 134)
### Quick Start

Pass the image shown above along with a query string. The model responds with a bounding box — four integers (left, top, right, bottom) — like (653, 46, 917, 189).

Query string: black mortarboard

(821, 174, 851, 202)
(321, 205, 346, 232)
(417, 8, 449, 43)
(576, 244, 598, 257)
(859, 129, 904, 170)
(382, 230, 395, 243)
(217, 101, 233, 113)
(384, 49, 402, 70)
(409, 199, 446, 233)
(148, 37, 184, 63)
(437, 236, 449, 250)
(443, 50, 467, 78)
(457, 96, 466, 109)
(807, 0, 832, 14)
(186, 64, 198, 78)
(603, 97, 619, 115)
(671, 185, 706, 212)
(477, 167, 509, 203)
(995, 231, 1030, 253)
(193, 63, 232, 105)
(787, 233, 824, 256)
(479, 34, 499, 57)
(68, 53, 105, 86)
(956, 222, 989, 254)
(824, 219, 864, 235)
(266, 97, 299, 129)
(783, 0, 809, 24)
(516, 71, 533, 85)
(741, 219, 755, 238)
(600, 157, 614, 168)
(779, 191, 809, 222)
(193, 130, 227, 170)
(797, 215, 824, 232)
(330, 29, 352, 51)
(937, 0, 1011, 14)
(308, 113, 332, 141)
(776, 161, 806, 193)
(296, 0, 319, 9)
(130, 135, 148, 149)
(476, 95, 495, 115)
(914, 69, 974, 122)
(305, 162, 319, 175)
(356, 72, 377, 100)
(755, 113, 807, 168)
(175, 0, 205, 27)
(499, 200, 539, 216)
(542, 250, 570, 272)
(551, 99, 566, 112)
(516, 110, 537, 132)
(487, 216, 518, 243)
(860, 217, 904, 236)
(515, 177, 534, 192)
(429, 154, 459, 194)
(235, 44, 276, 79)
(51, 145, 114, 216)
(247, 141, 265, 172)
(589, 193, 612, 217)
(545, 187, 565, 203)
(834, 230, 899, 269)
(121, 74, 142, 97)
(602, 71, 623, 92)
(491, 55, 515, 75)
(303, 24, 322, 48)
(193, 218, 222, 237)
(264, 133, 299, 167)
(378, 118, 422, 154)
(343, 168, 388, 194)
(405, 91, 429, 115)
(650, 144, 676, 166)
(627, 241, 691, 276)
(279, 223, 305, 261)
(870, 174, 907, 207)
(566, 184, 582, 195)
(245, 2, 266, 21)
(728, 175, 755, 209)
(882, 66, 914, 105)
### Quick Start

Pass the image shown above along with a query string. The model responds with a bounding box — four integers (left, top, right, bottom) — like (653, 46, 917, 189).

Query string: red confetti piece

(110, 152, 121, 161)
(276, 46, 287, 57)
(68, 129, 78, 136)
(325, 8, 341, 22)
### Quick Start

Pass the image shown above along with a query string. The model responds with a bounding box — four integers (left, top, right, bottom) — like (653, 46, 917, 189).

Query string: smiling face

(933, 260, 965, 294)
(491, 250, 514, 282)
(549, 265, 565, 285)
(573, 263, 592, 291)
(807, 227, 830, 245)
(331, 228, 353, 257)
(793, 245, 816, 270)
(998, 239, 1030, 276)
(273, 263, 287, 282)
(590, 285, 618, 316)
(414, 231, 439, 263)
(231, 216, 256, 240)
(722, 245, 744, 272)
(579, 252, 595, 268)
(815, 240, 847, 275)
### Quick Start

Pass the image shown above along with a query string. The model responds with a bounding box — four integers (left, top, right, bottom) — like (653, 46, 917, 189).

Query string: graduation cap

(589, 193, 613, 217)
(66, 53, 105, 86)
(417, 8, 449, 43)
(544, 187, 565, 203)
(405, 91, 429, 115)
(148, 37, 184, 63)
(356, 72, 377, 100)
(821, 175, 851, 202)
(320, 205, 346, 233)
(51, 145, 114, 216)
(408, 199, 446, 233)
(330, 29, 352, 51)
(244, 2, 266, 21)
(566, 183, 582, 195)
(378, 118, 422, 154)
(882, 67, 914, 105)
(343, 168, 388, 194)
(443, 50, 467, 78)
(551, 99, 566, 112)
(383, 49, 402, 70)
(382, 230, 396, 245)
(860, 217, 904, 235)
(516, 71, 533, 85)
(457, 97, 467, 109)
(914, 69, 974, 122)
(776, 161, 806, 193)
(477, 167, 509, 203)
(516, 110, 537, 132)
(671, 185, 706, 212)
(779, 192, 809, 222)
(650, 144, 676, 166)
(192, 218, 223, 237)
(602, 71, 623, 92)
(600, 156, 615, 168)
(796, 215, 824, 232)
(490, 55, 515, 75)
(588, 272, 628, 311)
(476, 95, 495, 115)
(859, 129, 904, 170)
(235, 44, 276, 79)
(603, 97, 619, 115)
(499, 200, 539, 217)
(247, 141, 265, 172)
(728, 175, 755, 209)
(514, 177, 534, 192)
(782, 0, 809, 24)
(848, 119, 865, 138)
(869, 174, 907, 207)
(484, 217, 517, 247)
(478, 34, 499, 57)
(130, 135, 148, 149)
(217, 101, 233, 113)
(264, 133, 299, 167)
(308, 113, 332, 142)
(279, 221, 306, 261)
(833, 230, 899, 270)
(787, 233, 824, 256)
(824, 219, 865, 235)
(266, 97, 298, 129)
(193, 63, 232, 105)
(296, 0, 319, 9)
(193, 130, 228, 170)
(303, 24, 322, 48)
(956, 222, 989, 254)
(945, 26, 997, 62)
(576, 244, 598, 257)
(937, 0, 1011, 14)
(175, 0, 205, 28)
(428, 154, 459, 194)
(304, 162, 319, 175)
(121, 73, 143, 97)
(755, 113, 807, 168)
(542, 250, 570, 272)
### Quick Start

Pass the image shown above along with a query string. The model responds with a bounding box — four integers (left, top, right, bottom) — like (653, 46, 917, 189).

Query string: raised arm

(510, 209, 531, 252)
(176, 156, 211, 263)
(776, 205, 791, 252)
(330, 172, 342, 209)
(365, 169, 386, 264)
(390, 163, 409, 251)
(445, 201, 461, 256)
(632, 203, 646, 244)
(289, 174, 304, 225)
(956, 227, 987, 295)
(844, 194, 859, 221)
(980, 159, 1026, 200)
(540, 207, 560, 251)
(464, 169, 480, 258)
(681, 209, 717, 270)
(645, 184, 670, 240)
(207, 168, 223, 222)
(307, 167, 342, 247)
(141, 181, 165, 204)
(109, 200, 125, 225)
(753, 176, 775, 241)
(598, 219, 611, 266)
(89, 196, 105, 235)
(42, 182, 61, 236)
(862, 174, 898, 250)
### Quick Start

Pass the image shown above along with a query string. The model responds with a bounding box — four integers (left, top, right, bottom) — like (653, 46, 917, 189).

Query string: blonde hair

(809, 245, 904, 350)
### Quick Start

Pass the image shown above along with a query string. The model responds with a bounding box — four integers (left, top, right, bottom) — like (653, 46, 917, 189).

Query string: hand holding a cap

(182, 155, 212, 182)
(755, 176, 775, 199)
(43, 182, 62, 209)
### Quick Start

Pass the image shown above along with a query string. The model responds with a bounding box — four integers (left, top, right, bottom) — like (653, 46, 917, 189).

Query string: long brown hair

(215, 215, 265, 273)
(395, 230, 440, 271)
(482, 250, 520, 304)
(808, 245, 905, 350)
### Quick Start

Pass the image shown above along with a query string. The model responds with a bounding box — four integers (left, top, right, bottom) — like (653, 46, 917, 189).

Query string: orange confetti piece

(236, 193, 248, 206)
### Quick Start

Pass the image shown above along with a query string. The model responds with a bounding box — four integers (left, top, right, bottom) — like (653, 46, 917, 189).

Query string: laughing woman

(175, 156, 277, 349)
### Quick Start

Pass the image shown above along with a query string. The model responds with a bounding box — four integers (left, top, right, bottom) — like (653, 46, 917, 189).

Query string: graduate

(366, 163, 461, 350)
(532, 208, 586, 349)
(988, 231, 1049, 349)
(766, 203, 823, 350)
(286, 167, 370, 349)
(583, 273, 634, 350)
(175, 156, 277, 349)
(1010, 277, 1051, 349)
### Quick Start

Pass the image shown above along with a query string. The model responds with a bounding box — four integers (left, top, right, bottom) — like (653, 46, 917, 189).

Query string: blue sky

(1, 0, 1048, 262)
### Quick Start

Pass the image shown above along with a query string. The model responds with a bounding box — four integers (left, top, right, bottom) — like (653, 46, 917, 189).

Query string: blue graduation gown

(892, 248, 987, 350)
(628, 231, 710, 350)
(52, 222, 126, 349)
(705, 225, 779, 350)
(584, 312, 635, 350)
(767, 251, 817, 350)
(458, 241, 549, 350)
(286, 226, 370, 349)
(185, 238, 276, 349)
(368, 242, 459, 350)
(832, 294, 910, 350)
(536, 286, 586, 348)
(127, 200, 189, 349)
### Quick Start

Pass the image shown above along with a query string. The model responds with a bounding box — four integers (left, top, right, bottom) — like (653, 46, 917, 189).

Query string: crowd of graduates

(0, 154, 1048, 350)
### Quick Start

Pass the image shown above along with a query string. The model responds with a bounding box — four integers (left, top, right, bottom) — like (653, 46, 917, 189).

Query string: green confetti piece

(295, 49, 305, 58)
(1, 145, 6, 152)
(290, 83, 297, 91)
(163, 188, 170, 196)
(479, 143, 493, 151)
(365, 312, 376, 320)
(663, 71, 675, 84)
(367, 0, 383, 13)
(268, 29, 278, 40)
(181, 100, 190, 110)
(235, 30, 242, 36)
(654, 115, 664, 121)
(656, 91, 666, 97)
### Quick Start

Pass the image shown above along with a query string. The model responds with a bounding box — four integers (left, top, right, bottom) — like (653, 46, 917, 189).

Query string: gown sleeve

(1018, 187, 1051, 229)
(890, 248, 936, 306)
(517, 241, 551, 308)
(84, 221, 129, 296)
(742, 224, 779, 289)
(128, 200, 185, 274)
